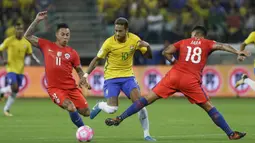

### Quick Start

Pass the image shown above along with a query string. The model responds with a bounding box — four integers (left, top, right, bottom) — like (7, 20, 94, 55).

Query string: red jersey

(38, 38, 80, 89)
(172, 37, 215, 81)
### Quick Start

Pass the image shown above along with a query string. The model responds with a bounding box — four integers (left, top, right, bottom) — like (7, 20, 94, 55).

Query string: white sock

(138, 107, 150, 138)
(4, 93, 16, 112)
(0, 86, 12, 94)
(98, 102, 118, 114)
(244, 78, 255, 91)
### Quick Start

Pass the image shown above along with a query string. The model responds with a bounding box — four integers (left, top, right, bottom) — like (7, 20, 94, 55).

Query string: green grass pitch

(0, 97, 254, 143)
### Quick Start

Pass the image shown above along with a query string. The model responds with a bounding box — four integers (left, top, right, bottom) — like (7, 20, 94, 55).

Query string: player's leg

(181, 83, 246, 140)
(3, 73, 21, 116)
(105, 90, 160, 126)
(197, 101, 246, 140)
(121, 77, 155, 141)
(90, 79, 120, 119)
(68, 88, 90, 117)
(105, 74, 176, 126)
(62, 99, 85, 128)
(0, 76, 12, 101)
(235, 74, 255, 90)
(48, 88, 85, 128)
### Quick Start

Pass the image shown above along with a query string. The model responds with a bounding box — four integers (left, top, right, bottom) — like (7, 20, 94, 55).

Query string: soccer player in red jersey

(105, 26, 249, 140)
(24, 11, 90, 128)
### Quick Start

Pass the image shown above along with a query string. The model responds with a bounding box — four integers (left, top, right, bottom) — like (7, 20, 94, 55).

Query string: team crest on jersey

(130, 45, 135, 51)
(65, 53, 70, 59)
(24, 45, 27, 48)
(57, 52, 62, 57)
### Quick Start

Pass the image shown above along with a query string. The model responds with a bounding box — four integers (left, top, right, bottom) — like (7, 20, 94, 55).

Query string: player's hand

(237, 50, 250, 62)
(137, 40, 150, 48)
(79, 77, 91, 90)
(238, 50, 251, 57)
(35, 11, 47, 21)
(237, 55, 245, 62)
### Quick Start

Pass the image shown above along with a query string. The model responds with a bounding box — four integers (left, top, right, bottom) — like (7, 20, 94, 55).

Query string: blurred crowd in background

(98, 0, 255, 44)
(0, 0, 255, 66)
(0, 0, 55, 42)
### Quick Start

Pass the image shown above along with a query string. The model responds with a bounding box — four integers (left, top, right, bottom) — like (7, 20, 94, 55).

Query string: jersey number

(185, 46, 202, 63)
(56, 57, 61, 66)
(122, 52, 129, 61)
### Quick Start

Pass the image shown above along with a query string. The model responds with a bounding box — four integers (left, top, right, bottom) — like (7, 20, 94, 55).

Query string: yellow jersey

(0, 36, 32, 74)
(97, 33, 147, 80)
(243, 32, 255, 68)
(244, 32, 255, 45)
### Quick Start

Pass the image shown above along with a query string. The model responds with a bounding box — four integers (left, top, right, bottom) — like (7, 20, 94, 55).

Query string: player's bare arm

(138, 40, 152, 59)
(86, 56, 102, 74)
(162, 44, 176, 62)
(26, 53, 41, 64)
(212, 43, 250, 57)
(24, 11, 47, 47)
(74, 65, 91, 89)
(0, 51, 7, 65)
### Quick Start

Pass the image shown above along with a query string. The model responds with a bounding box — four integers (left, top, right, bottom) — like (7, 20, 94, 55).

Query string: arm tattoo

(75, 66, 85, 79)
(24, 20, 40, 47)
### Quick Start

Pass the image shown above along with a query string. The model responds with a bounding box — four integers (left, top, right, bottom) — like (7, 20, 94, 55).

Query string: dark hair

(56, 23, 69, 31)
(114, 17, 129, 29)
(15, 22, 23, 27)
(192, 26, 207, 36)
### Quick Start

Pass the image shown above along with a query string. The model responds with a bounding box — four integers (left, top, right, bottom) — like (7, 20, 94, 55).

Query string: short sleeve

(26, 42, 33, 54)
(173, 40, 182, 50)
(207, 40, 216, 49)
(0, 38, 10, 51)
(72, 49, 81, 67)
(97, 40, 110, 59)
(38, 38, 51, 50)
(133, 34, 147, 54)
(244, 32, 255, 45)
(139, 47, 147, 54)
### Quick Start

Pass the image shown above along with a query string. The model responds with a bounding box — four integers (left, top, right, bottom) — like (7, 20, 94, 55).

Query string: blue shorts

(5, 72, 24, 87)
(103, 77, 139, 99)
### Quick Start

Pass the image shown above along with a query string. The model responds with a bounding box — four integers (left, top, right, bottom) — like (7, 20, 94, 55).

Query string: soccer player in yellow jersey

(0, 23, 38, 116)
(235, 32, 255, 90)
(85, 17, 155, 141)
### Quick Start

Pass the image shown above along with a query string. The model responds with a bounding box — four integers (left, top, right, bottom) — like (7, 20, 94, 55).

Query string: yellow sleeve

(0, 38, 10, 51)
(133, 34, 148, 54)
(97, 39, 110, 59)
(244, 32, 255, 44)
(26, 42, 32, 54)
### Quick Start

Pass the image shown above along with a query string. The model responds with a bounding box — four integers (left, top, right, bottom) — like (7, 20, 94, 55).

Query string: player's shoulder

(22, 37, 32, 44)
(128, 32, 140, 39)
(128, 32, 140, 41)
(4, 36, 15, 42)
(104, 35, 114, 45)
(249, 31, 255, 36)
(67, 46, 78, 54)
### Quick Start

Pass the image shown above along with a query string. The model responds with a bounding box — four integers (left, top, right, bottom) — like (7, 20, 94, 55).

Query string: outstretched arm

(86, 57, 102, 74)
(212, 43, 250, 58)
(24, 11, 48, 47)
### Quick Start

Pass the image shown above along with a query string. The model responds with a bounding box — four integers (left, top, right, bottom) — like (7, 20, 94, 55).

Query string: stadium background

(0, 0, 255, 143)
(1, 0, 255, 98)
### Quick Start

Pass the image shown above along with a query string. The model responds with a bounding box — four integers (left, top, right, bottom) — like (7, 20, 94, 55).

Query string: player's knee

(105, 105, 118, 114)
(11, 84, 19, 93)
(62, 100, 76, 112)
(78, 108, 90, 117)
